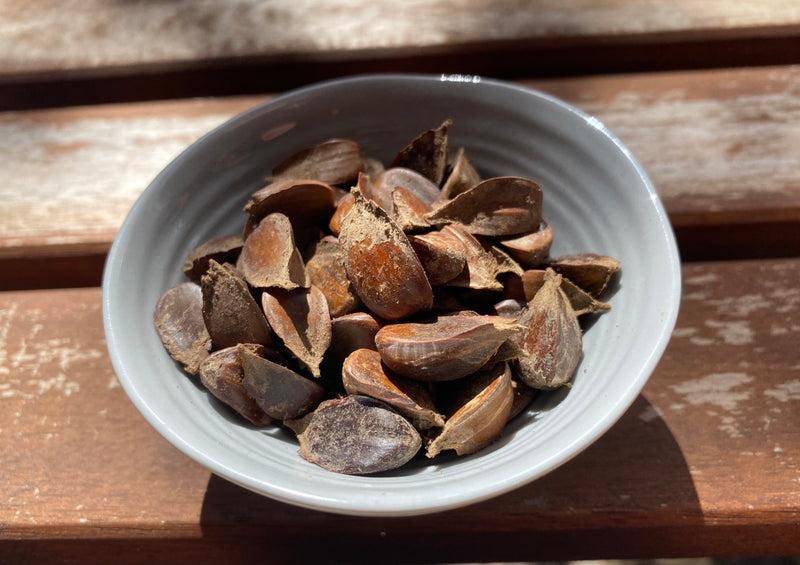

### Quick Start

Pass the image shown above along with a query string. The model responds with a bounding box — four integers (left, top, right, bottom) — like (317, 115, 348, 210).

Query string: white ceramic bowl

(103, 74, 681, 516)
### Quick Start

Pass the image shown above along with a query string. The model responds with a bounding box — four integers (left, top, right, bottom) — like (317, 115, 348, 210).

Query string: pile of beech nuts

(154, 121, 620, 474)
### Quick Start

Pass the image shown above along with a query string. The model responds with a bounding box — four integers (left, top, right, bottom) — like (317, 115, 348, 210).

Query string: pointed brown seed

(245, 178, 337, 233)
(261, 286, 331, 378)
(499, 222, 554, 268)
(342, 348, 444, 430)
(153, 282, 211, 375)
(489, 242, 524, 276)
(198, 344, 272, 426)
(390, 186, 432, 232)
(371, 167, 442, 214)
(375, 314, 520, 382)
(338, 189, 433, 321)
(201, 260, 272, 348)
(183, 234, 244, 280)
(426, 363, 513, 458)
(237, 213, 309, 290)
(410, 229, 467, 285)
(510, 269, 583, 390)
(305, 236, 361, 317)
(549, 253, 620, 297)
(390, 120, 451, 186)
(442, 224, 503, 291)
(441, 147, 482, 199)
(294, 395, 422, 475)
(239, 344, 325, 420)
(425, 176, 543, 236)
(271, 138, 364, 186)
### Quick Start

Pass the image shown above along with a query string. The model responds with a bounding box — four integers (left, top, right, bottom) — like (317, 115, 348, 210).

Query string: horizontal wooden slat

(1, 65, 799, 290)
(1, 1, 799, 93)
(1, 258, 798, 563)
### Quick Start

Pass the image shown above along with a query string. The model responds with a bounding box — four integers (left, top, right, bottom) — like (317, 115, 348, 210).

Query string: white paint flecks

(764, 380, 800, 402)
(705, 319, 754, 345)
(670, 372, 754, 412)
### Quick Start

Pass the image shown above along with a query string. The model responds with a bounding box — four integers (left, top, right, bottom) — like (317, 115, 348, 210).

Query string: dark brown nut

(271, 139, 364, 186)
(508, 269, 610, 317)
(292, 395, 422, 475)
(338, 189, 433, 321)
(441, 147, 481, 199)
(343, 348, 444, 430)
(374, 314, 520, 382)
(261, 286, 331, 379)
(198, 344, 272, 426)
(183, 234, 244, 280)
(510, 268, 583, 389)
(201, 260, 273, 349)
(426, 363, 513, 458)
(409, 229, 467, 285)
(371, 167, 442, 214)
(548, 253, 621, 297)
(425, 176, 543, 236)
(237, 213, 310, 290)
(153, 282, 212, 375)
(499, 222, 554, 268)
(305, 236, 361, 317)
(244, 178, 337, 233)
(390, 120, 451, 186)
(239, 345, 325, 420)
(441, 224, 503, 291)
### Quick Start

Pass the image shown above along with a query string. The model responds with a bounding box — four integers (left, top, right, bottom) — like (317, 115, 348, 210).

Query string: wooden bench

(1, 1, 798, 563)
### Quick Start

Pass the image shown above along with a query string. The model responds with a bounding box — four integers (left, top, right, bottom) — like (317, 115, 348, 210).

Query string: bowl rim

(102, 72, 682, 516)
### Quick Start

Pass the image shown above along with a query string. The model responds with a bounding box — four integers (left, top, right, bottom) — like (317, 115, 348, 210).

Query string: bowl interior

(103, 74, 681, 516)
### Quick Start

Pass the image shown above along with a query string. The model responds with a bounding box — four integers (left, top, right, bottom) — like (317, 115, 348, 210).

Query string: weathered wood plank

(2, 0, 799, 81)
(1, 66, 798, 286)
(1, 258, 798, 562)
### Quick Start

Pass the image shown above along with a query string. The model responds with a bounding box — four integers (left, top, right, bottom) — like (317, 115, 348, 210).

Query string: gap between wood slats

(1, 221, 798, 291)
(1, 34, 799, 111)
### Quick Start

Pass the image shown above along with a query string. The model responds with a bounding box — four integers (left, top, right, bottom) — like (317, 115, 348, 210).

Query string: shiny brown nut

(305, 236, 361, 318)
(239, 344, 325, 420)
(342, 348, 444, 431)
(183, 233, 244, 280)
(261, 286, 331, 379)
(441, 147, 481, 199)
(548, 253, 620, 297)
(153, 282, 212, 375)
(291, 395, 422, 475)
(510, 268, 583, 389)
(201, 260, 273, 349)
(390, 119, 451, 186)
(271, 138, 364, 186)
(374, 314, 520, 382)
(338, 189, 433, 321)
(198, 344, 272, 426)
(425, 176, 543, 236)
(426, 362, 513, 458)
(237, 213, 310, 290)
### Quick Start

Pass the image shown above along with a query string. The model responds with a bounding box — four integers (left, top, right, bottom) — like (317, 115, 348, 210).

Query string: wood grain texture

(1, 66, 798, 275)
(2, 0, 799, 80)
(1, 259, 798, 562)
